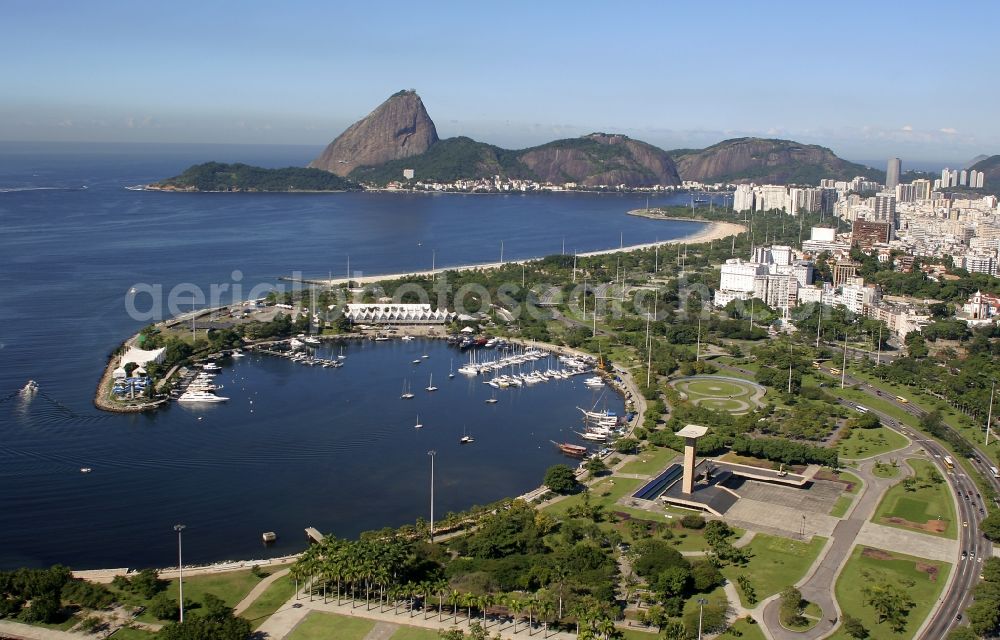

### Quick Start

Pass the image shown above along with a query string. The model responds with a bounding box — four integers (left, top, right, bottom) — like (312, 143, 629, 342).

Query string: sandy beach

(293, 217, 745, 287)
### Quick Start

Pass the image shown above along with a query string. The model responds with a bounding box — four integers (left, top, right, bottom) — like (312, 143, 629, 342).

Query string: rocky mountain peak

(309, 90, 439, 176)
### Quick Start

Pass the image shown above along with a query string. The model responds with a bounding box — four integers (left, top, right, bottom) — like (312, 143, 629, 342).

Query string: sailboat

(460, 425, 474, 444)
(401, 379, 415, 399)
(485, 389, 498, 404)
(337, 346, 346, 360)
(448, 359, 455, 379)
(426, 373, 438, 392)
(414, 414, 423, 429)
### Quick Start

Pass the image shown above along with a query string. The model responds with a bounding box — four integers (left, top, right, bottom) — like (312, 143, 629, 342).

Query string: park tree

(584, 457, 608, 476)
(158, 615, 251, 640)
(980, 511, 1000, 542)
(842, 614, 869, 638)
(779, 586, 804, 627)
(946, 627, 979, 640)
(543, 465, 578, 494)
(149, 593, 179, 621)
(862, 581, 913, 632)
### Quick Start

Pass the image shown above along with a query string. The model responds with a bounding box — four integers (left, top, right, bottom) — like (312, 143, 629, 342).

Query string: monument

(675, 424, 708, 494)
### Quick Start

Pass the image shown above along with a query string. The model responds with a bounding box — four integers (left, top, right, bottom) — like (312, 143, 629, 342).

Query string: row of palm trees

(289, 534, 620, 639)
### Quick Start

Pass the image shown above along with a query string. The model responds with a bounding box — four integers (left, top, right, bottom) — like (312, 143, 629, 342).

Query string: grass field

(725, 617, 768, 639)
(108, 627, 157, 639)
(829, 495, 853, 517)
(116, 568, 266, 624)
(837, 426, 909, 459)
(286, 612, 375, 640)
(239, 574, 296, 629)
(722, 534, 827, 607)
(673, 376, 762, 414)
(618, 446, 679, 475)
(873, 459, 956, 538)
(873, 462, 902, 478)
(388, 626, 442, 640)
(830, 546, 950, 640)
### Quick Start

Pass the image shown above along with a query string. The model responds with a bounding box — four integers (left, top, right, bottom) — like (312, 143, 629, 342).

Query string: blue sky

(3, 0, 998, 165)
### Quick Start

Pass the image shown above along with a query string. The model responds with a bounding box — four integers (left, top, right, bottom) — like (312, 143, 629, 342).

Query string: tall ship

(553, 441, 588, 457)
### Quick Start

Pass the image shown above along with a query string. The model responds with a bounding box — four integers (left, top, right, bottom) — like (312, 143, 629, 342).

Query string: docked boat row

(174, 366, 230, 403)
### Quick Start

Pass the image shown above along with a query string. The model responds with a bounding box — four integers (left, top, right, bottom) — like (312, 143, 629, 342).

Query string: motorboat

(178, 391, 229, 403)
(202, 362, 222, 372)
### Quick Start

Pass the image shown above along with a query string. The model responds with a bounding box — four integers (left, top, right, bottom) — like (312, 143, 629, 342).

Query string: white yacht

(401, 379, 415, 400)
(178, 391, 229, 403)
(426, 374, 438, 392)
(202, 362, 222, 372)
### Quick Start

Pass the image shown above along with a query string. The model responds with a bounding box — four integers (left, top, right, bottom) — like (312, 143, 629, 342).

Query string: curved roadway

(718, 360, 994, 639)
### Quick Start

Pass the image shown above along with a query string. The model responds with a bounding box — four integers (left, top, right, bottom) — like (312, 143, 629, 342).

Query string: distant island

(148, 162, 360, 192)
(150, 90, 891, 191)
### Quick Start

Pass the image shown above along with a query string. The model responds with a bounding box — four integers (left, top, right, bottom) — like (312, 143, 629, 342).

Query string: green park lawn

(829, 495, 853, 518)
(837, 426, 909, 459)
(722, 534, 827, 607)
(543, 477, 643, 518)
(108, 627, 157, 639)
(285, 611, 375, 640)
(873, 459, 956, 538)
(618, 446, 678, 475)
(725, 617, 768, 639)
(873, 461, 902, 478)
(388, 626, 442, 640)
(830, 546, 950, 640)
(117, 568, 266, 624)
(239, 574, 296, 629)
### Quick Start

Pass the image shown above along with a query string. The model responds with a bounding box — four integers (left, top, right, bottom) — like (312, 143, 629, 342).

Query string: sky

(2, 0, 998, 166)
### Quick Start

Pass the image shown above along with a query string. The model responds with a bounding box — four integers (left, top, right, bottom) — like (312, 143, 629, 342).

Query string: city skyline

(2, 1, 999, 164)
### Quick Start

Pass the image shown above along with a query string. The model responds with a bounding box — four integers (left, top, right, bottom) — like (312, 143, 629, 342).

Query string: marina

(0, 143, 697, 570)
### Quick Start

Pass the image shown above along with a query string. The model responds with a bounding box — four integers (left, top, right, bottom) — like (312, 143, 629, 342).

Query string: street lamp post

(697, 597, 708, 639)
(174, 524, 186, 623)
(427, 451, 436, 542)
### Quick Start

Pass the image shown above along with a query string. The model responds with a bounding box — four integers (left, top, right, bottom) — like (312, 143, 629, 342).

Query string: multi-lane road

(715, 358, 996, 637)
(818, 366, 996, 639)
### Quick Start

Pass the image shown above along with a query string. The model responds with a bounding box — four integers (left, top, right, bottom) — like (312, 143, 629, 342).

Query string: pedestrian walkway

(254, 592, 579, 640)
(855, 521, 957, 562)
(234, 568, 290, 616)
(0, 619, 80, 640)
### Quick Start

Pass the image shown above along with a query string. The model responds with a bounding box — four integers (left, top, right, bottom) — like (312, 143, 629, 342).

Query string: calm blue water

(0, 142, 703, 570)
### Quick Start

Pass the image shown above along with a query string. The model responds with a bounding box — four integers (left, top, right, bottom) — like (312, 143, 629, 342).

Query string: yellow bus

(829, 367, 841, 375)
(896, 395, 908, 403)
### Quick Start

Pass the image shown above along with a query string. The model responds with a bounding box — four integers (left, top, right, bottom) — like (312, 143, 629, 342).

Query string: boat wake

(0, 185, 88, 193)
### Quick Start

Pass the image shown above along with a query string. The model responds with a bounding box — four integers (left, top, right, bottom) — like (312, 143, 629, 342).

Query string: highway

(819, 366, 996, 639)
(716, 359, 996, 637)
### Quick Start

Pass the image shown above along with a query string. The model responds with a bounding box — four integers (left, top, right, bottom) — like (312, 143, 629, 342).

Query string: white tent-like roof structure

(120, 346, 165, 367)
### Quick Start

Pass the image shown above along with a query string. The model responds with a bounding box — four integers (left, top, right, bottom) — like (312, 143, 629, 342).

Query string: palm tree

(596, 617, 616, 640)
(448, 589, 463, 623)
(522, 595, 536, 636)
(507, 595, 523, 634)
(464, 592, 476, 626)
(536, 598, 555, 638)
(435, 579, 448, 621)
(479, 592, 494, 628)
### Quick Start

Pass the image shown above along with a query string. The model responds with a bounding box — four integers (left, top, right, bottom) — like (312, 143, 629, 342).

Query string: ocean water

(0, 141, 705, 569)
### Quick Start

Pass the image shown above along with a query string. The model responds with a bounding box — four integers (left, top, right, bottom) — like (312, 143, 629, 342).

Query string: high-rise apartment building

(886, 157, 901, 192)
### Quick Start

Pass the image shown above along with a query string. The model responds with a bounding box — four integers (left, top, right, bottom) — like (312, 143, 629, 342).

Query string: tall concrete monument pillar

(675, 424, 708, 495)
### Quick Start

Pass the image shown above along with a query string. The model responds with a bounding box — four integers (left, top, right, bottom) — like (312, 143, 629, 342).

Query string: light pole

(427, 451, 436, 542)
(174, 524, 186, 622)
(697, 597, 708, 639)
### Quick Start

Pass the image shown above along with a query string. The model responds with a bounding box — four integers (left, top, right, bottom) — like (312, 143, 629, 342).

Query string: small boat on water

(414, 414, 423, 429)
(553, 441, 588, 457)
(448, 359, 455, 379)
(202, 361, 222, 372)
(485, 390, 498, 404)
(231, 349, 245, 358)
(337, 347, 346, 360)
(426, 374, 437, 392)
(20, 380, 39, 396)
(262, 532, 277, 544)
(400, 379, 415, 400)
(412, 359, 422, 365)
(80, 467, 92, 474)
(460, 426, 474, 444)
(401, 335, 415, 341)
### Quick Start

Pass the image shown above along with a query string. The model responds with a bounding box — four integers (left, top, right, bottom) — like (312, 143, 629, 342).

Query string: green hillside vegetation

(154, 162, 360, 192)
(349, 137, 529, 184)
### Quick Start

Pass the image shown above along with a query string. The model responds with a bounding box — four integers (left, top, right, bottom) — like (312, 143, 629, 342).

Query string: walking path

(254, 593, 580, 640)
(234, 568, 290, 616)
(759, 444, 923, 640)
(0, 620, 80, 640)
